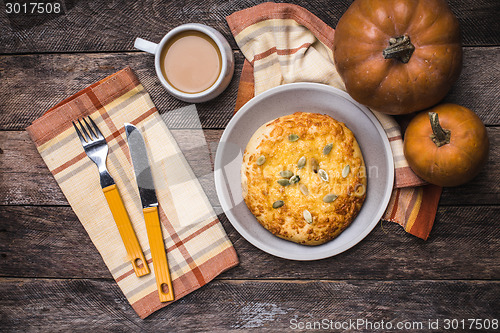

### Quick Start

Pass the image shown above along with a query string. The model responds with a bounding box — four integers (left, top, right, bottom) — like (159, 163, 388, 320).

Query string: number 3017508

(5, 2, 62, 14)
(443, 319, 498, 330)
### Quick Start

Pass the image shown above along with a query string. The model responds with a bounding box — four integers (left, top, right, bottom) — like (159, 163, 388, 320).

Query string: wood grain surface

(1, 128, 498, 207)
(1, 278, 498, 332)
(0, 0, 498, 331)
(0, 48, 499, 130)
(0, 0, 499, 54)
(1, 206, 499, 280)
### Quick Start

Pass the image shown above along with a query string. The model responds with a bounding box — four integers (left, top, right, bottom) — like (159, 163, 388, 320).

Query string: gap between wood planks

(0, 47, 499, 129)
(1, 277, 499, 282)
(0, 127, 498, 206)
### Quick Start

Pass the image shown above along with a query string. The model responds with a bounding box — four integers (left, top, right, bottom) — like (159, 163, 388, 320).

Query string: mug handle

(134, 38, 158, 55)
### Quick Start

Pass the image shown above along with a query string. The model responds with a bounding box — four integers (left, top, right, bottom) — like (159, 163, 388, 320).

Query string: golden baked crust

(241, 112, 366, 246)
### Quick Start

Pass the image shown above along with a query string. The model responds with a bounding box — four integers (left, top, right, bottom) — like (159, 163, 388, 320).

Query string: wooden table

(1, 0, 498, 331)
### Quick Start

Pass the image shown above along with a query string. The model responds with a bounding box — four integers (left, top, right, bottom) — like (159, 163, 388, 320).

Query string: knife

(125, 123, 175, 302)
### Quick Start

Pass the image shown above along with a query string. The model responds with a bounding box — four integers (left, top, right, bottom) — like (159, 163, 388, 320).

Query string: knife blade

(125, 123, 174, 302)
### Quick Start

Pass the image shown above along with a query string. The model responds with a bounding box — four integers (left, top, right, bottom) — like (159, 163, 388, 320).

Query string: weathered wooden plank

(1, 205, 498, 280)
(0, 0, 498, 55)
(0, 277, 498, 332)
(0, 129, 224, 207)
(1, 127, 498, 206)
(0, 51, 242, 130)
(0, 47, 498, 130)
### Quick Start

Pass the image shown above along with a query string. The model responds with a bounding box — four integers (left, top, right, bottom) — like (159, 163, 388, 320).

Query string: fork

(73, 116, 150, 277)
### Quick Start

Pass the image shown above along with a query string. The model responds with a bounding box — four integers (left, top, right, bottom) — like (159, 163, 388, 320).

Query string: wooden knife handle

(143, 206, 175, 302)
(103, 184, 150, 277)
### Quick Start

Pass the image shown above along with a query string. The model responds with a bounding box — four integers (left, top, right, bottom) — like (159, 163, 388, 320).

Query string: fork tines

(72, 116, 104, 144)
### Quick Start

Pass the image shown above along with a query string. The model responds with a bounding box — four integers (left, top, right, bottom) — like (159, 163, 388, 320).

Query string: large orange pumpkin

(333, 0, 462, 115)
(403, 104, 489, 187)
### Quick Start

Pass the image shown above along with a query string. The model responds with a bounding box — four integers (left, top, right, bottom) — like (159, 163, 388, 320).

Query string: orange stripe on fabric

(95, 90, 132, 164)
(404, 188, 423, 232)
(115, 258, 153, 283)
(131, 246, 239, 319)
(119, 172, 214, 304)
(50, 107, 156, 175)
(127, 107, 160, 126)
(28, 93, 100, 147)
(114, 219, 220, 283)
(253, 46, 277, 63)
(51, 151, 87, 175)
(86, 88, 104, 110)
(26, 67, 140, 146)
(388, 135, 402, 142)
(234, 60, 255, 114)
(226, 2, 335, 49)
(408, 184, 442, 240)
(395, 167, 427, 188)
(252, 42, 312, 63)
(178, 219, 220, 244)
(44, 68, 127, 113)
(157, 206, 206, 287)
(404, 188, 421, 223)
(131, 283, 173, 319)
(389, 188, 401, 222)
(91, 67, 141, 108)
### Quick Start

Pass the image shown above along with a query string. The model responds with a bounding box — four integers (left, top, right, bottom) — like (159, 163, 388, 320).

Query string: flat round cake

(241, 112, 367, 245)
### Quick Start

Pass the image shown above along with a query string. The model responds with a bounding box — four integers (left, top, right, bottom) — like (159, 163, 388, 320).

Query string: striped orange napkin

(26, 67, 238, 318)
(227, 2, 442, 240)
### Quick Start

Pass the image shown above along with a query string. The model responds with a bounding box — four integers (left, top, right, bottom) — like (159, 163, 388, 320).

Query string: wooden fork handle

(143, 206, 175, 302)
(103, 184, 150, 277)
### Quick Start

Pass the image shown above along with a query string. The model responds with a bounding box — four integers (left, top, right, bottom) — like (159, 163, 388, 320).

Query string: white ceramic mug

(135, 23, 234, 103)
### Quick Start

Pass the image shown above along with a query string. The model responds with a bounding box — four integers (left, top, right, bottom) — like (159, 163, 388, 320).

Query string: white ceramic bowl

(135, 23, 234, 103)
(214, 83, 394, 260)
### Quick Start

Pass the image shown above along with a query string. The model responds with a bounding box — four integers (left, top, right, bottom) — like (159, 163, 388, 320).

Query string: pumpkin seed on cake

(241, 112, 367, 245)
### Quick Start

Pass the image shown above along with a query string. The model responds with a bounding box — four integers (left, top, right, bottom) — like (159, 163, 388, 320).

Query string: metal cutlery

(125, 123, 175, 302)
(73, 116, 150, 277)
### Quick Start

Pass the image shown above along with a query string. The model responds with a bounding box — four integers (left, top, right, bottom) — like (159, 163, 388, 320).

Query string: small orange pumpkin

(403, 104, 489, 187)
(333, 0, 462, 115)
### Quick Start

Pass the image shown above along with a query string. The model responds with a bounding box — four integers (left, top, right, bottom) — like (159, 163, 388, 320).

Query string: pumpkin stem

(429, 112, 451, 147)
(383, 35, 415, 63)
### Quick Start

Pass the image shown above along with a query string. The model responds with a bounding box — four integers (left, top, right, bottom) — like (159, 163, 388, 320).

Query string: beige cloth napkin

(227, 2, 442, 240)
(26, 67, 239, 318)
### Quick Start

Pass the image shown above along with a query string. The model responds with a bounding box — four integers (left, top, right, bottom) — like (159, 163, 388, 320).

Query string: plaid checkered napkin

(227, 3, 442, 240)
(26, 67, 239, 318)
